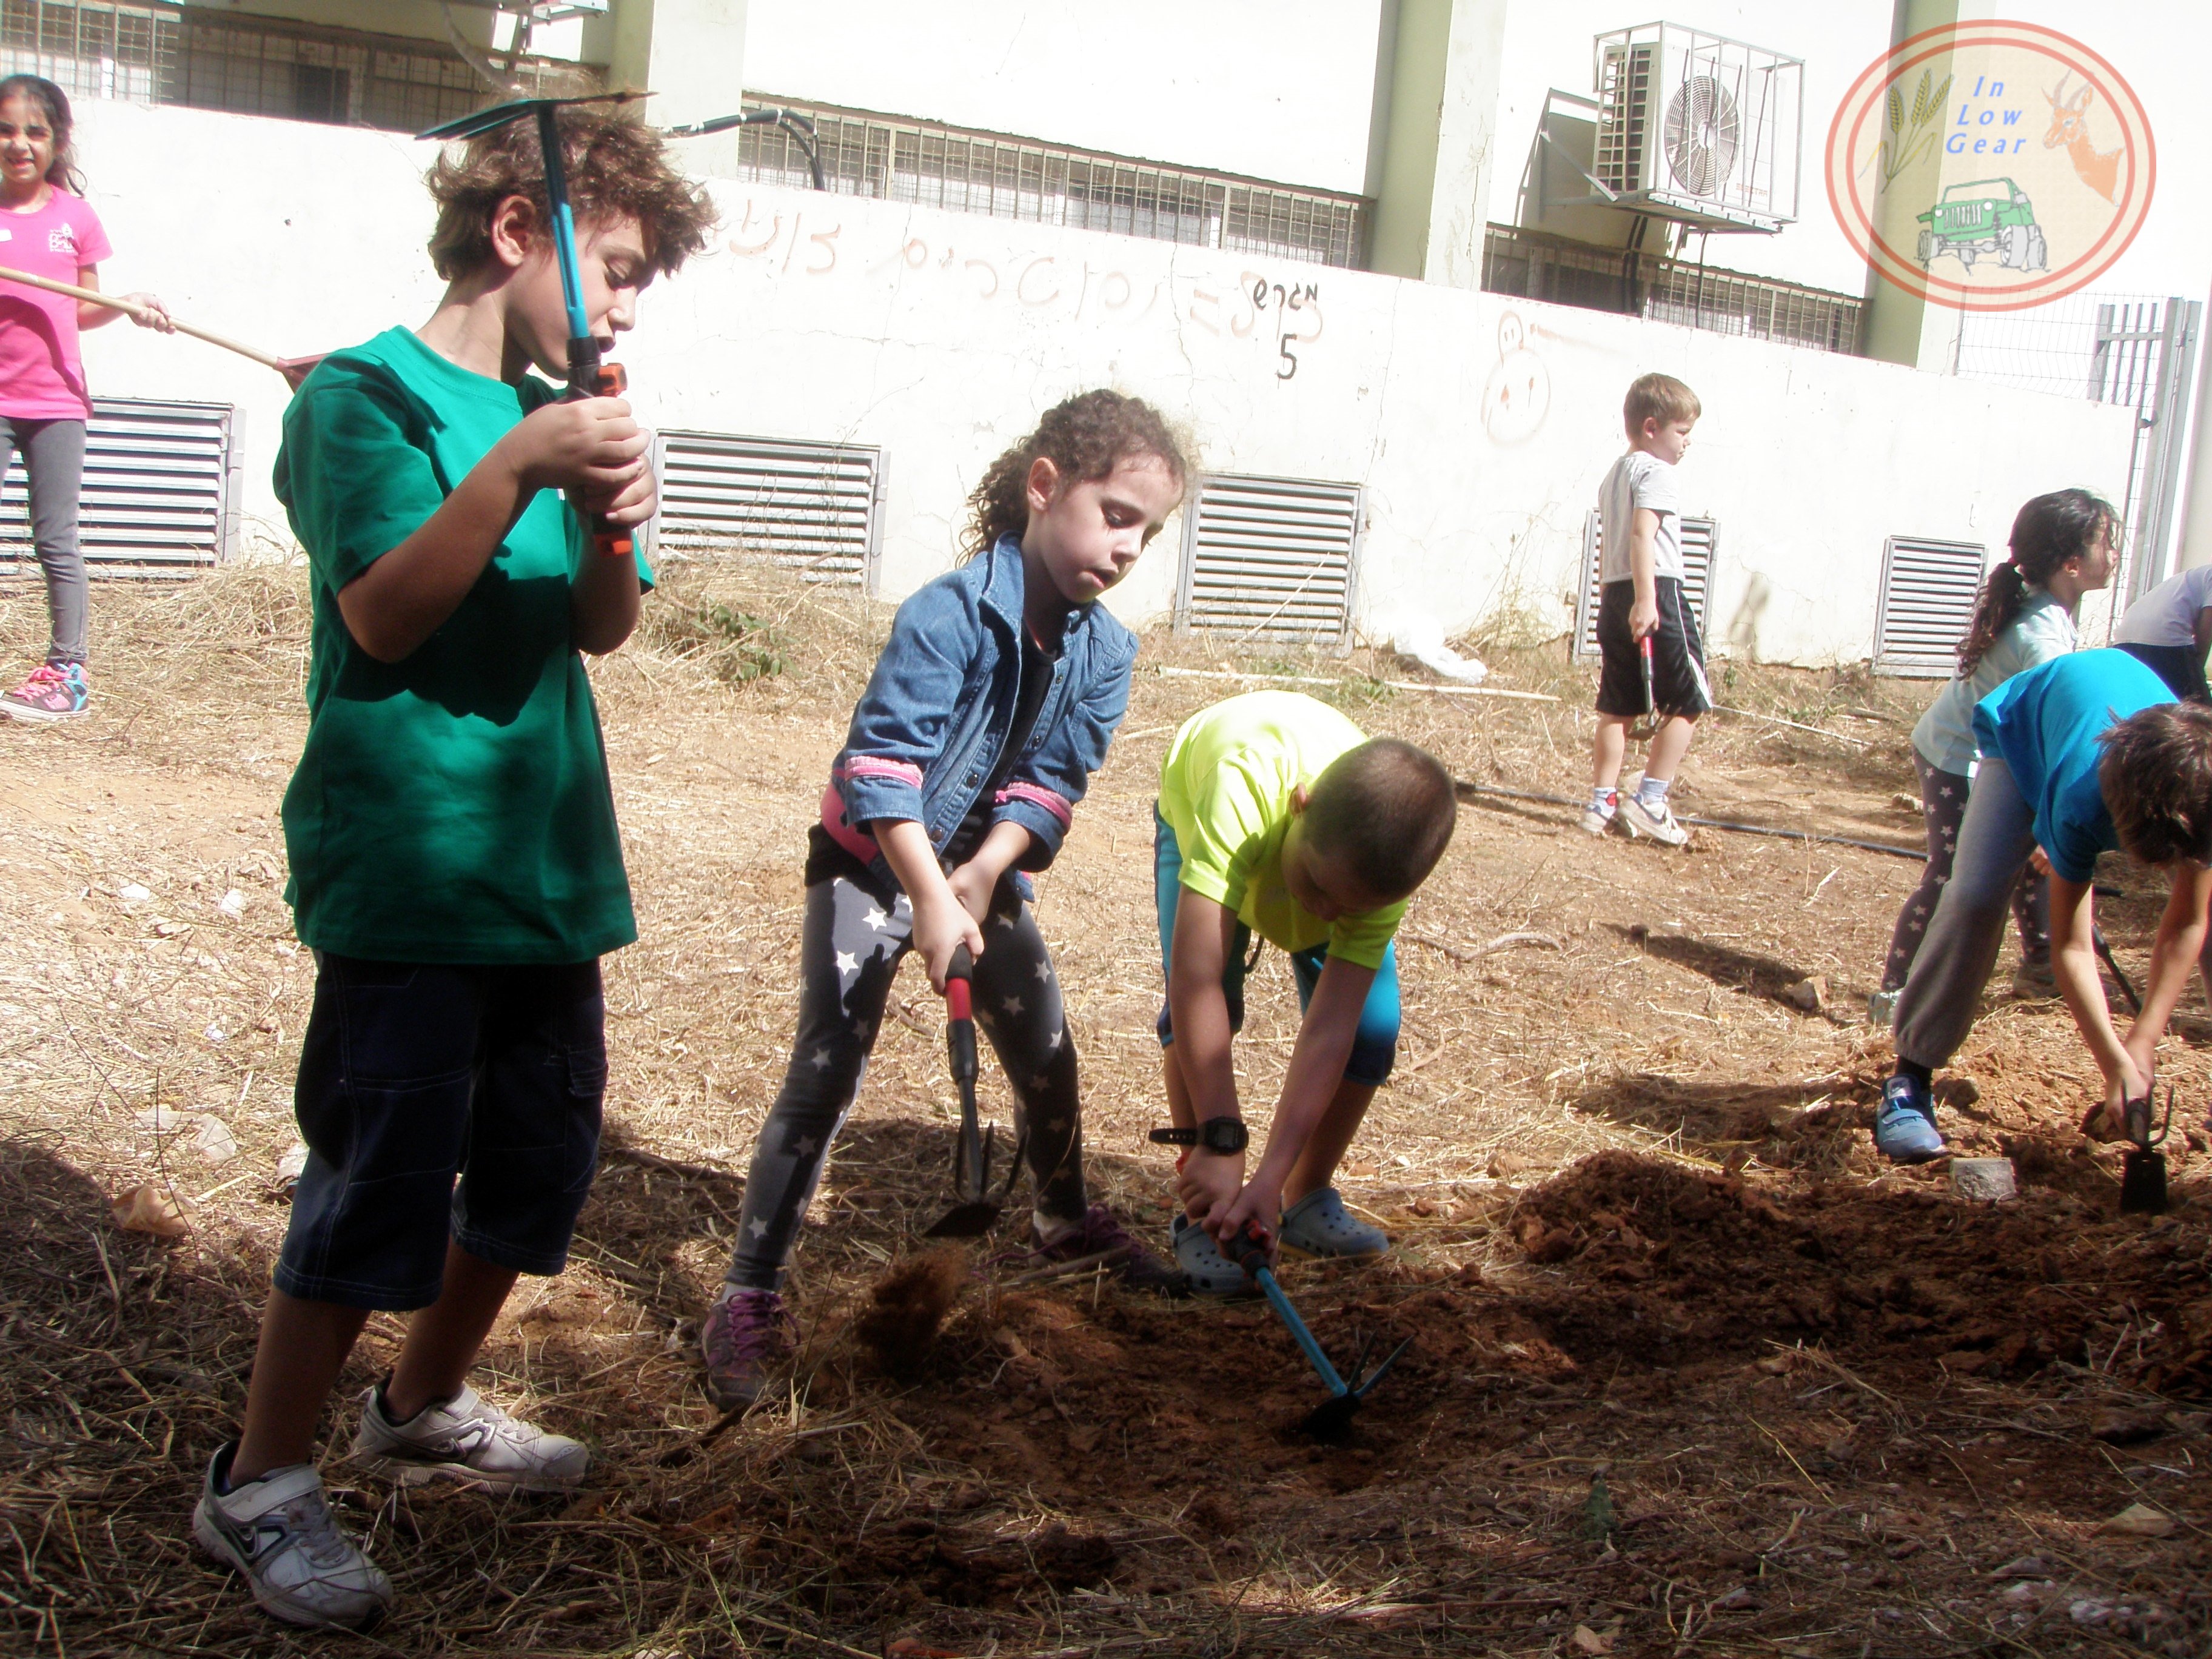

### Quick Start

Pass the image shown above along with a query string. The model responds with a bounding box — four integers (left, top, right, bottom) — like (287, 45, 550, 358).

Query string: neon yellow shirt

(1156, 691, 1406, 968)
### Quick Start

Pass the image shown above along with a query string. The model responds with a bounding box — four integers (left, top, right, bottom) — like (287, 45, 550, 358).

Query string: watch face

(1202, 1118, 1247, 1154)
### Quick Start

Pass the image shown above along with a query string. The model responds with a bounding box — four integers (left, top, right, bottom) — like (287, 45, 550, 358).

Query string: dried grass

(0, 561, 2205, 1657)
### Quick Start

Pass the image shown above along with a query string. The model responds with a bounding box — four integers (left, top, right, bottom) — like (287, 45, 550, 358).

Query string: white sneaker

(1618, 793, 1690, 847)
(193, 1446, 392, 1631)
(1867, 989, 1899, 1028)
(1580, 806, 1617, 837)
(349, 1382, 589, 1493)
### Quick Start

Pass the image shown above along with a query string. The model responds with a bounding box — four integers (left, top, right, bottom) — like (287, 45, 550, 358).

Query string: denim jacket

(821, 535, 1138, 881)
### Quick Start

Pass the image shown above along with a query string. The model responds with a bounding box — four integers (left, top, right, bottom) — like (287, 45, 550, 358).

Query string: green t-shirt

(1157, 691, 1406, 968)
(274, 326, 649, 964)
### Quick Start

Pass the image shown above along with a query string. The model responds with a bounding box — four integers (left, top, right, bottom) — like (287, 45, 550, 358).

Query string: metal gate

(1174, 473, 1364, 643)
(0, 395, 237, 578)
(1571, 511, 1719, 659)
(647, 431, 884, 589)
(1872, 534, 1987, 677)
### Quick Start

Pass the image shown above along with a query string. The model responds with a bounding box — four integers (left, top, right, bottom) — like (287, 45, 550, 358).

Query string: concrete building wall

(69, 100, 2133, 668)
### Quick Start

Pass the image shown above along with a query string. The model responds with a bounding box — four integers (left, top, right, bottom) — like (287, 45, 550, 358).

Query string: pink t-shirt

(0, 189, 113, 420)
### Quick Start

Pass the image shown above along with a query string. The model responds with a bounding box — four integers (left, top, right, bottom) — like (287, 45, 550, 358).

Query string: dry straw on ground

(0, 561, 2205, 1657)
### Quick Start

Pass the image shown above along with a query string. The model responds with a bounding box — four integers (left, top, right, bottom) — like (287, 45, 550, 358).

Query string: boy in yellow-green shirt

(1151, 691, 1458, 1293)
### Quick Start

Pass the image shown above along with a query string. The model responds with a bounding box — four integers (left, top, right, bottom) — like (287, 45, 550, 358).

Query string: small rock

(276, 1141, 309, 1191)
(1891, 792, 1920, 811)
(118, 883, 150, 903)
(2070, 1598, 2115, 1627)
(111, 1182, 187, 1238)
(136, 1104, 183, 1133)
(204, 1024, 227, 1044)
(1990, 1555, 2049, 1578)
(1949, 1158, 2017, 1202)
(1569, 1626, 1614, 1655)
(2095, 1503, 2176, 1538)
(2185, 1127, 2208, 1155)
(1785, 976, 1828, 1013)
(217, 888, 245, 919)
(1488, 1150, 1530, 1180)
(2090, 1409, 2167, 1446)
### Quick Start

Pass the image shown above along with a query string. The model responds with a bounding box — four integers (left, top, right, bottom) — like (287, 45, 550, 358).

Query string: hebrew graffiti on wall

(725, 199, 1325, 386)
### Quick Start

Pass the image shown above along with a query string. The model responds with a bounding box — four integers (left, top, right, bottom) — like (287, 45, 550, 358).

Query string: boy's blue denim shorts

(1151, 807, 1399, 1087)
(273, 953, 607, 1312)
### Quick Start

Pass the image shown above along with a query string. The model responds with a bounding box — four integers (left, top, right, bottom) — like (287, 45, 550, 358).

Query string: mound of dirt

(855, 1247, 970, 1376)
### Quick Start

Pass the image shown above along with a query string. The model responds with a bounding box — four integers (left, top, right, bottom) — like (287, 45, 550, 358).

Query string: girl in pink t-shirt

(0, 75, 172, 721)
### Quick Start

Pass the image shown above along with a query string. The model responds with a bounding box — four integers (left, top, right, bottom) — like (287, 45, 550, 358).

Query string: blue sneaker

(1874, 1074, 1946, 1163)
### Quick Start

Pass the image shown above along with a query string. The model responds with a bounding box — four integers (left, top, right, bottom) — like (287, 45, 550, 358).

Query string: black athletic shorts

(1595, 576, 1712, 719)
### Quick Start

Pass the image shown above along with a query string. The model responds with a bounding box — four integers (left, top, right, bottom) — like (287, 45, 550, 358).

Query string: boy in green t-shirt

(1151, 691, 1458, 1293)
(191, 112, 713, 1631)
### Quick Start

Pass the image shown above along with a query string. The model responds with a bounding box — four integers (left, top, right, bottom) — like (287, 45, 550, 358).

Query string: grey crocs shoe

(1173, 1215, 1256, 1298)
(1278, 1187, 1389, 1261)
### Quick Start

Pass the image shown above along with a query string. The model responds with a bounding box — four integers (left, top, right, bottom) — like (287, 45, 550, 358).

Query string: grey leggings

(1882, 751, 2048, 992)
(2, 417, 87, 666)
(724, 866, 1087, 1292)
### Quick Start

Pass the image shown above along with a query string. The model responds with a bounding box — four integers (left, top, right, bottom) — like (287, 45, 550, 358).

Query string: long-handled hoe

(1234, 1223, 1409, 1441)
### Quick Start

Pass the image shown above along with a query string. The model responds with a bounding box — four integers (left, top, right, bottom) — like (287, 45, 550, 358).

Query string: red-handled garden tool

(924, 945, 1021, 1238)
(417, 92, 652, 560)
(1235, 1222, 1409, 1441)
(1627, 631, 1664, 742)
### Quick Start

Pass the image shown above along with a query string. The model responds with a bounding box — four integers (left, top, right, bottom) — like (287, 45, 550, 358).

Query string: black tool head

(2119, 1148, 2168, 1215)
(1298, 1392, 1362, 1443)
(923, 1199, 1003, 1239)
(417, 90, 649, 143)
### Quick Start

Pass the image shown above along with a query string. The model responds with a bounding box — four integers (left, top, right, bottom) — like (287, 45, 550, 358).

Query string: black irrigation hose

(1452, 778, 1932, 862)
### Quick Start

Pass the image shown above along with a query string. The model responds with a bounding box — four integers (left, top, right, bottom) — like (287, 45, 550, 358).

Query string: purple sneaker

(1, 662, 88, 722)
(1016, 1204, 1187, 1296)
(700, 1286, 793, 1412)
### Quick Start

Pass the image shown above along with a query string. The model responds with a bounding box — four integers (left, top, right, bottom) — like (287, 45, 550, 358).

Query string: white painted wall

(69, 100, 2134, 668)
(741, 0, 1384, 192)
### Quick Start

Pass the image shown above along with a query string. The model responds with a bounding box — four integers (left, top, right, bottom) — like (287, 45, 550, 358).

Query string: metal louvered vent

(1874, 535, 1988, 677)
(1572, 511, 1720, 659)
(0, 397, 236, 578)
(648, 431, 883, 587)
(1175, 473, 1363, 643)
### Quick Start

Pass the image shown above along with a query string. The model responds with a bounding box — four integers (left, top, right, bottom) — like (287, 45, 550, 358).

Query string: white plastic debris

(118, 883, 151, 903)
(276, 1141, 309, 1193)
(135, 1104, 183, 1133)
(1389, 617, 1489, 685)
(204, 1023, 228, 1045)
(194, 1116, 238, 1164)
(217, 888, 246, 919)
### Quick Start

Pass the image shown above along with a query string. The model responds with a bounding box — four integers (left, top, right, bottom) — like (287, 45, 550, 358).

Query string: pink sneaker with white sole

(0, 662, 89, 722)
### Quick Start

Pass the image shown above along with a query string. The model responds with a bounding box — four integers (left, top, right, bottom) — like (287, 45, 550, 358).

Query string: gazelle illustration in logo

(2042, 72, 2121, 202)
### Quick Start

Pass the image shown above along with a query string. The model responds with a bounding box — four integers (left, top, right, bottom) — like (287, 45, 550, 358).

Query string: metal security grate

(1175, 474, 1363, 643)
(1572, 511, 1719, 659)
(736, 96, 1367, 269)
(0, 396, 235, 578)
(1873, 535, 1988, 677)
(0, 1, 597, 130)
(648, 431, 883, 588)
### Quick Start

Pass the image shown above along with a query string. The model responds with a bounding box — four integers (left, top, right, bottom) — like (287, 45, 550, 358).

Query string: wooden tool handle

(0, 261, 292, 374)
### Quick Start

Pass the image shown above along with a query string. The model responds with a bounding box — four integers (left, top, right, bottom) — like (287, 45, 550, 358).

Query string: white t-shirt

(1909, 586, 2077, 776)
(2114, 565, 2212, 648)
(1597, 451, 1682, 584)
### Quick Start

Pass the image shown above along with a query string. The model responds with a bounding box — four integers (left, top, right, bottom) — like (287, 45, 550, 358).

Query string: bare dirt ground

(1, 565, 2207, 1658)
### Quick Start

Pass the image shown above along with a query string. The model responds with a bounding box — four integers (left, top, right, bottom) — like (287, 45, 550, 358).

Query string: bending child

(1880, 649, 2212, 1162)
(701, 391, 1192, 1413)
(1584, 372, 1706, 847)
(1872, 489, 2117, 1025)
(192, 112, 713, 1629)
(1153, 691, 1457, 1290)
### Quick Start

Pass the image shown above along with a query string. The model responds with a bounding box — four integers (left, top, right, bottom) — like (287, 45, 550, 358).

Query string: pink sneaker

(0, 663, 88, 722)
(699, 1287, 793, 1412)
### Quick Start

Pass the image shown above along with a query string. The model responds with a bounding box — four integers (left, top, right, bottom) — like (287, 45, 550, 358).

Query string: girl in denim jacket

(702, 391, 1191, 1410)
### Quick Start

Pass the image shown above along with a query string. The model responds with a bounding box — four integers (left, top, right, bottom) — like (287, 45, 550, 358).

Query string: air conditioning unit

(1594, 23, 1802, 233)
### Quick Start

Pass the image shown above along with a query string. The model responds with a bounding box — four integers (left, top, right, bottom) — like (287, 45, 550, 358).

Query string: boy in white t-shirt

(2113, 563, 2212, 703)
(1584, 373, 1708, 847)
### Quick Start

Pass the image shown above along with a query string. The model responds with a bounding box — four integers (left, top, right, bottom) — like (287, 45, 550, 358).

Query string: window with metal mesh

(1571, 511, 1720, 659)
(736, 96, 1366, 270)
(0, 396, 235, 578)
(648, 431, 883, 589)
(1175, 474, 1363, 643)
(1873, 535, 1987, 677)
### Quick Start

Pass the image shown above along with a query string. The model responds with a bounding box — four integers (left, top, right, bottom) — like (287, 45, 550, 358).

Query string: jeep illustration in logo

(1914, 177, 2048, 270)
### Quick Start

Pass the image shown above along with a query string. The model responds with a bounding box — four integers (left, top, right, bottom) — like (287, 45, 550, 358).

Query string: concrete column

(1859, 0, 2000, 370)
(608, 0, 748, 178)
(1364, 0, 1510, 288)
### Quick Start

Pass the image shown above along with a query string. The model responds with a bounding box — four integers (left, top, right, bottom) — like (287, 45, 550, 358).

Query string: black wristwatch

(1150, 1116, 1250, 1155)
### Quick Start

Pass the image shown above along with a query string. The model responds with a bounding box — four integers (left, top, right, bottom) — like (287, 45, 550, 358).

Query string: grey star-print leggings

(723, 868, 1086, 1292)
(1881, 752, 2048, 994)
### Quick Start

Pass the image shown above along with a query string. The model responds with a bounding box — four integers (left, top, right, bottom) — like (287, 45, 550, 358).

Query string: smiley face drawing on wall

(1481, 312, 1550, 444)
